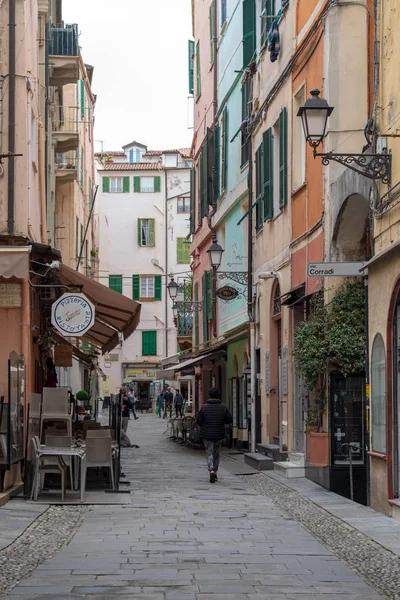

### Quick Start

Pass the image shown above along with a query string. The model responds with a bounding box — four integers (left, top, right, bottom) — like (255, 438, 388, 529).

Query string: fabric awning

(59, 264, 141, 354)
(156, 352, 214, 379)
(0, 246, 30, 279)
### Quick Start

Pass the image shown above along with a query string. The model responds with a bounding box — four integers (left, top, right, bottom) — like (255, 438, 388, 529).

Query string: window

(80, 79, 85, 118)
(177, 197, 190, 213)
(137, 218, 155, 247)
(109, 275, 123, 294)
(196, 41, 201, 99)
(133, 176, 161, 193)
(261, 1, 288, 47)
(221, 107, 228, 192)
(177, 238, 191, 263)
(194, 282, 199, 347)
(263, 128, 273, 220)
(129, 148, 141, 163)
(188, 40, 195, 95)
(190, 168, 196, 234)
(371, 333, 386, 454)
(142, 330, 157, 356)
(243, 0, 256, 68)
(272, 107, 288, 216)
(75, 217, 79, 257)
(209, 0, 215, 65)
(241, 82, 251, 166)
(293, 87, 306, 191)
(221, 0, 227, 27)
(132, 275, 162, 301)
(255, 144, 263, 230)
(103, 176, 130, 193)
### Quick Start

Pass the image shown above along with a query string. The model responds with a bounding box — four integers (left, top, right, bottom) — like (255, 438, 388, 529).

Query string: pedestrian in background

(121, 396, 130, 433)
(196, 388, 233, 483)
(163, 386, 173, 419)
(128, 387, 139, 420)
(174, 389, 184, 418)
(156, 391, 164, 418)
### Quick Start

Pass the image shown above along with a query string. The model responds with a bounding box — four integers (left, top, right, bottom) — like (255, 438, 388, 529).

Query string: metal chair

(45, 435, 73, 488)
(40, 388, 72, 440)
(30, 436, 67, 501)
(82, 437, 115, 491)
(86, 429, 112, 438)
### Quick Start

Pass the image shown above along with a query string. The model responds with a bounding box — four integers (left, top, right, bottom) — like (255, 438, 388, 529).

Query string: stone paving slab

(3, 415, 389, 599)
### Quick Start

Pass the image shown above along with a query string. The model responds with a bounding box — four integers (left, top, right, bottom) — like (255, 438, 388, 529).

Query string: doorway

(393, 301, 400, 497)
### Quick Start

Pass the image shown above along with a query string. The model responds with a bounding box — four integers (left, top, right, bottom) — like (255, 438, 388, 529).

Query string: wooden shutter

(206, 270, 213, 321)
(154, 275, 162, 301)
(194, 282, 199, 347)
(190, 167, 196, 234)
(177, 238, 183, 263)
(80, 79, 85, 118)
(154, 176, 161, 192)
(132, 275, 140, 300)
(134, 176, 141, 192)
(196, 41, 201, 99)
(137, 219, 142, 246)
(263, 128, 273, 221)
(242, 0, 256, 68)
(109, 275, 122, 294)
(206, 127, 214, 206)
(279, 107, 288, 209)
(255, 145, 263, 230)
(149, 219, 155, 246)
(102, 176, 110, 193)
(214, 122, 220, 201)
(198, 157, 202, 226)
(221, 107, 228, 191)
(202, 273, 208, 344)
(123, 176, 130, 193)
(188, 40, 195, 95)
(142, 331, 157, 356)
(209, 1, 215, 65)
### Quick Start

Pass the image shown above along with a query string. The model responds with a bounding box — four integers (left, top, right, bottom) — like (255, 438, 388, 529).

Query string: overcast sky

(63, 0, 193, 153)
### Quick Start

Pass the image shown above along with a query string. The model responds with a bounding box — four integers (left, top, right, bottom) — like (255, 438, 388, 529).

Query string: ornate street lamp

(207, 242, 224, 269)
(298, 89, 391, 184)
(167, 277, 179, 300)
(172, 303, 178, 318)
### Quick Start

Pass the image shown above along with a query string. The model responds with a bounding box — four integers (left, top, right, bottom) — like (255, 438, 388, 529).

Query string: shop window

(371, 333, 386, 454)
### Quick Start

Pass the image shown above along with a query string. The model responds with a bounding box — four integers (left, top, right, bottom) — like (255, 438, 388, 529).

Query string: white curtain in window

(110, 177, 123, 192)
(141, 220, 150, 246)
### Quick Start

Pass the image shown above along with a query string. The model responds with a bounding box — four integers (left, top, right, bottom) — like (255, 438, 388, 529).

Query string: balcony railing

(56, 151, 77, 169)
(49, 23, 79, 56)
(53, 106, 79, 133)
(177, 313, 193, 337)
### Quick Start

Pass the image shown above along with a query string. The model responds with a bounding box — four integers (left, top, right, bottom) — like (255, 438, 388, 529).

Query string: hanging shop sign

(216, 285, 239, 301)
(54, 345, 73, 367)
(126, 369, 156, 379)
(51, 293, 95, 337)
(307, 262, 365, 277)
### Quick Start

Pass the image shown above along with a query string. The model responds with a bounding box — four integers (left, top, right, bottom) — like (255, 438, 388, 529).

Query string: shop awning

(0, 246, 30, 279)
(59, 264, 141, 354)
(156, 352, 214, 380)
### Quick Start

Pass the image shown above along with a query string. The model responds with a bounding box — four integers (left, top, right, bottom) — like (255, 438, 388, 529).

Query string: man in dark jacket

(196, 388, 233, 483)
(163, 387, 173, 419)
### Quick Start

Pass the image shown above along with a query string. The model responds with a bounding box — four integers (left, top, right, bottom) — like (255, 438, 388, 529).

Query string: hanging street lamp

(298, 89, 391, 184)
(207, 242, 224, 269)
(167, 277, 179, 300)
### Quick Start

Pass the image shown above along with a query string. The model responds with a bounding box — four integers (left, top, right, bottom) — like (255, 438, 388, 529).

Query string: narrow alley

(2, 415, 397, 600)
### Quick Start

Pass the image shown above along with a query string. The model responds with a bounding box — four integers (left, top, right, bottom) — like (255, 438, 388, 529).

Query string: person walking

(174, 389, 184, 418)
(163, 387, 173, 419)
(128, 388, 139, 420)
(196, 388, 233, 483)
(156, 391, 164, 418)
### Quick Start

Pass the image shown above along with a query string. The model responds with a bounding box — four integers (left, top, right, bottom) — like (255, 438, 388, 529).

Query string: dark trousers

(175, 405, 183, 418)
(131, 406, 138, 419)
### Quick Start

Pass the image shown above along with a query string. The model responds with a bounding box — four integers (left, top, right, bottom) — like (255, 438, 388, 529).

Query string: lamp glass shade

(302, 108, 329, 143)
(207, 242, 224, 268)
(167, 279, 178, 300)
(172, 303, 178, 317)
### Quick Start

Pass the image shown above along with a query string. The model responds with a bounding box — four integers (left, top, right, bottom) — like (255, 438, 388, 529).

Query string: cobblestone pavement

(3, 414, 389, 600)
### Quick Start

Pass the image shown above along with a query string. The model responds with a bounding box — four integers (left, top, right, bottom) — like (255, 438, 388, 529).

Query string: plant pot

(308, 432, 329, 467)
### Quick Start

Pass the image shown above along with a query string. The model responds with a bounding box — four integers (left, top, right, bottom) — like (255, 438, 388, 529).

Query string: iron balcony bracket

(314, 150, 392, 184)
(174, 301, 203, 311)
(217, 271, 249, 285)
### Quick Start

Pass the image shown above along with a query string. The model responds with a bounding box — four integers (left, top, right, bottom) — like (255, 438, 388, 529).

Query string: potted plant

(76, 389, 90, 421)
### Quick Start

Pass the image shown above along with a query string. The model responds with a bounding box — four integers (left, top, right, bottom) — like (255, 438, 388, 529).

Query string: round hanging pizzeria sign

(51, 293, 95, 337)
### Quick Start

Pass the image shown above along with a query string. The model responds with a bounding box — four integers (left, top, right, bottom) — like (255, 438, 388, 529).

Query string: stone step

(244, 453, 274, 471)
(390, 499, 400, 523)
(273, 435, 280, 446)
(273, 461, 305, 478)
(289, 452, 305, 466)
(257, 443, 288, 462)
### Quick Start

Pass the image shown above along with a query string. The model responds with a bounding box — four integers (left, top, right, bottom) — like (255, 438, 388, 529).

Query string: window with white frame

(110, 177, 124, 193)
(140, 219, 151, 246)
(129, 148, 142, 163)
(140, 276, 155, 298)
(140, 176, 155, 193)
(177, 197, 190, 213)
(293, 86, 306, 191)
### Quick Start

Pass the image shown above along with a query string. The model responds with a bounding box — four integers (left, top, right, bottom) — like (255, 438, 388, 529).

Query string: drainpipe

(247, 132, 255, 452)
(38, 120, 48, 243)
(164, 170, 169, 359)
(8, 0, 16, 234)
(21, 279, 31, 405)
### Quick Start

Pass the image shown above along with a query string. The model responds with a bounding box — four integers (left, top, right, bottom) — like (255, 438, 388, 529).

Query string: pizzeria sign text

(51, 293, 95, 337)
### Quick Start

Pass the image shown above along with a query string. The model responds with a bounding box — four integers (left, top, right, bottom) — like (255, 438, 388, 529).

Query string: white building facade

(96, 143, 192, 402)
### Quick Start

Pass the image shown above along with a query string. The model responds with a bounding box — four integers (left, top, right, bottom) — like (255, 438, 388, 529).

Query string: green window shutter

(214, 123, 220, 201)
(221, 108, 228, 191)
(209, 1, 215, 65)
(196, 41, 201, 99)
(149, 219, 156, 246)
(154, 176, 161, 192)
(137, 219, 142, 246)
(177, 238, 190, 263)
(142, 331, 157, 356)
(123, 176, 130, 193)
(255, 144, 264, 230)
(109, 275, 122, 294)
(194, 282, 199, 347)
(102, 176, 109, 193)
(279, 107, 288, 209)
(202, 273, 208, 344)
(80, 79, 85, 118)
(188, 40, 195, 95)
(263, 128, 273, 220)
(261, 0, 274, 48)
(190, 167, 196, 234)
(243, 0, 256, 68)
(134, 176, 141, 192)
(198, 157, 202, 226)
(132, 275, 140, 300)
(75, 216, 79, 256)
(206, 270, 213, 321)
(154, 275, 162, 301)
(206, 127, 214, 207)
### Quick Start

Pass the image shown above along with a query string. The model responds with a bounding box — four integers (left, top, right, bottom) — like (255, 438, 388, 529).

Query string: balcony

(52, 106, 79, 153)
(55, 151, 78, 184)
(177, 313, 193, 351)
(49, 24, 80, 86)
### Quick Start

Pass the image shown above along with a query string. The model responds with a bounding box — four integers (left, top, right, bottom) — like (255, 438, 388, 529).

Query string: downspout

(210, 0, 219, 338)
(8, 0, 16, 234)
(38, 120, 48, 243)
(248, 131, 255, 452)
(164, 169, 168, 359)
(21, 279, 31, 405)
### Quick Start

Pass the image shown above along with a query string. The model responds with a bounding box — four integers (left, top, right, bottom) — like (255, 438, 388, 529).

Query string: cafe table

(35, 445, 86, 502)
